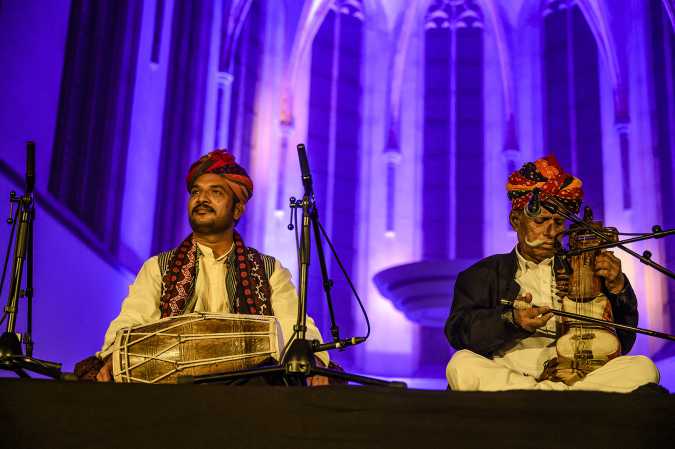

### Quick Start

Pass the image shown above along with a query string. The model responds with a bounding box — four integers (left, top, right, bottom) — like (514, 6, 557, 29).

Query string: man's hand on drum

(96, 356, 114, 382)
(594, 251, 625, 294)
(513, 293, 553, 333)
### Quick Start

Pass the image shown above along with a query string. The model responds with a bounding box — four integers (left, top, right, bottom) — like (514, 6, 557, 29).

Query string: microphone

(312, 336, 366, 353)
(26, 141, 35, 194)
(297, 143, 313, 197)
(524, 188, 541, 218)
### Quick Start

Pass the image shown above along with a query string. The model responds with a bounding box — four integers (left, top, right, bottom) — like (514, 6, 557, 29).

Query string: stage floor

(1, 378, 673, 449)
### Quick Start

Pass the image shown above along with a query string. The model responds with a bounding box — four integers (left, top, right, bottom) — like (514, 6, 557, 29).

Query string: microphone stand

(309, 198, 341, 344)
(179, 144, 405, 387)
(0, 142, 62, 379)
(543, 198, 675, 280)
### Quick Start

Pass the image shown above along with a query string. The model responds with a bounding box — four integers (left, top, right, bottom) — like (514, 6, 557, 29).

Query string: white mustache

(524, 237, 551, 248)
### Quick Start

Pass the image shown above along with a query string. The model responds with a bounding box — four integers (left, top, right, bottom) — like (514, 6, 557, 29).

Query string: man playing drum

(444, 156, 660, 392)
(96, 150, 329, 384)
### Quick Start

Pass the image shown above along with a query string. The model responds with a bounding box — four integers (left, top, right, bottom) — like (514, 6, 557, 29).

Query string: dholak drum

(112, 313, 282, 384)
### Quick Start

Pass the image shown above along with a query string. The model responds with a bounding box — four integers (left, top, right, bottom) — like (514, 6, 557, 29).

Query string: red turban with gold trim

(186, 149, 253, 203)
(506, 155, 583, 213)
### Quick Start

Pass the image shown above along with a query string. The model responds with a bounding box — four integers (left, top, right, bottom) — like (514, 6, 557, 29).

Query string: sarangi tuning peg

(7, 191, 17, 224)
(287, 196, 296, 230)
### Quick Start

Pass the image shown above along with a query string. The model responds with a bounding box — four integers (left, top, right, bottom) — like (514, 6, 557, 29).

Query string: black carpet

(1, 378, 673, 449)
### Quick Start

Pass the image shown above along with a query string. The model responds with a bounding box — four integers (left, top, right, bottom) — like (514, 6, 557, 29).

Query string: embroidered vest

(157, 234, 276, 318)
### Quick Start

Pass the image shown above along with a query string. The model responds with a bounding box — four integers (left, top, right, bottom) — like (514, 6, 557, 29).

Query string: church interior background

(1, 0, 674, 389)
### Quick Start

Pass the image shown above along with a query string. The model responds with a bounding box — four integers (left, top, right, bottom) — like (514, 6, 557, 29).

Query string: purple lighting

(0, 0, 673, 389)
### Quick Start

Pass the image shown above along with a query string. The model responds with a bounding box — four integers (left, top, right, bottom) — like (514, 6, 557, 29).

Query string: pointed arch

(302, 0, 365, 349)
(541, 0, 606, 217)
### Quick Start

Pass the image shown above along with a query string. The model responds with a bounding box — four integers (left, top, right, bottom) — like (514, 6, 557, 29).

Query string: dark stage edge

(1, 378, 673, 449)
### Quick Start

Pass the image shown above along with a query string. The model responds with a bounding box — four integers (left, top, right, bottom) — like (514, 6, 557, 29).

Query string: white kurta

(99, 243, 329, 366)
(446, 247, 659, 392)
(494, 248, 558, 377)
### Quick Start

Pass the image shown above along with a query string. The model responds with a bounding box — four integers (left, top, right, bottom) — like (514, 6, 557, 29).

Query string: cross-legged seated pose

(444, 156, 659, 392)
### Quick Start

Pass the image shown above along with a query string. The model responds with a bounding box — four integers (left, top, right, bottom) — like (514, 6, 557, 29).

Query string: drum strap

(158, 232, 275, 318)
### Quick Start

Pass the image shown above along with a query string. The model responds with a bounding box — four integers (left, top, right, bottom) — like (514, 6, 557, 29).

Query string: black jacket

(444, 250, 638, 357)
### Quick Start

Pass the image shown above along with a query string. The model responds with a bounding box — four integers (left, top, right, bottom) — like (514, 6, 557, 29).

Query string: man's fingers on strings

(596, 252, 621, 268)
(594, 259, 609, 269)
(594, 260, 618, 272)
(595, 268, 610, 278)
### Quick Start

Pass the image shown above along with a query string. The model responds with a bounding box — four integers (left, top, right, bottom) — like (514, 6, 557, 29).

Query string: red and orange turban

(186, 149, 253, 203)
(506, 155, 583, 213)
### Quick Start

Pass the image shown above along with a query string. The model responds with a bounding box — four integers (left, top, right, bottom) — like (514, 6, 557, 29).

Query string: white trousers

(446, 349, 660, 393)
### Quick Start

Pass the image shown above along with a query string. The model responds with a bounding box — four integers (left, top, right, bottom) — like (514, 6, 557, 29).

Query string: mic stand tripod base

(0, 331, 62, 379)
(178, 339, 407, 388)
(281, 338, 315, 384)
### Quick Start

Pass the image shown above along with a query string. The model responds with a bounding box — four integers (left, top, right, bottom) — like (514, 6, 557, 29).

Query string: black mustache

(192, 204, 214, 214)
